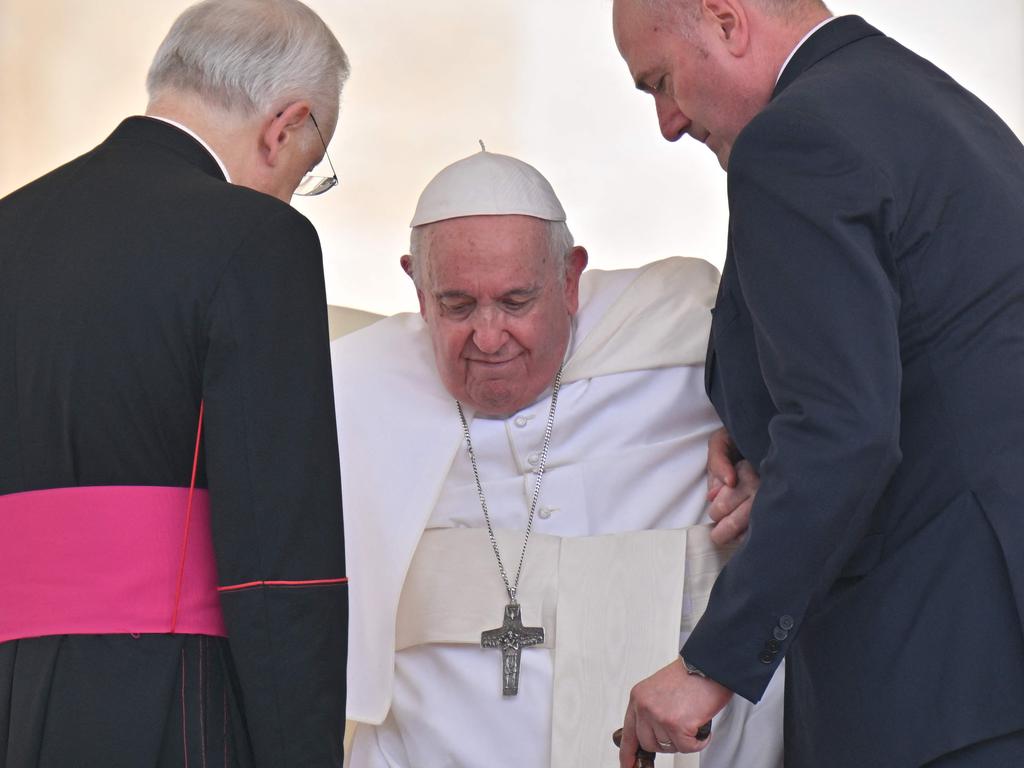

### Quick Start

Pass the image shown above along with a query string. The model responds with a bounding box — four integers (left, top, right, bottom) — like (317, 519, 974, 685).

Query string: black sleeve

(683, 109, 903, 702)
(202, 205, 346, 766)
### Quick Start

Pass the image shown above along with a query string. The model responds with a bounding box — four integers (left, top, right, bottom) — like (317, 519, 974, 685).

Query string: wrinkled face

(612, 0, 763, 169)
(412, 215, 586, 417)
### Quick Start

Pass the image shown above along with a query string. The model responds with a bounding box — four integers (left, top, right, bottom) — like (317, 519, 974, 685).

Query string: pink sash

(0, 402, 227, 643)
(0, 484, 228, 643)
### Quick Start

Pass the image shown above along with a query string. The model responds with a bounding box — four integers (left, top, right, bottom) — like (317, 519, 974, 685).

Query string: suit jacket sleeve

(683, 108, 903, 702)
(202, 205, 347, 766)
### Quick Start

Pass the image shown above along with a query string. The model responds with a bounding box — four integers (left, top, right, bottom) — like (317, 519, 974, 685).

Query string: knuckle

(635, 701, 652, 719)
(711, 491, 732, 511)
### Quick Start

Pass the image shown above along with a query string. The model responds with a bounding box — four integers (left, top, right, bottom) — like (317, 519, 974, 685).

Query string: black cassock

(0, 117, 347, 767)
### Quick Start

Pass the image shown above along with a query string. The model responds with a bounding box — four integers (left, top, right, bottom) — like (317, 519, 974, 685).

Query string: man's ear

(261, 101, 312, 167)
(400, 254, 415, 280)
(701, 0, 750, 55)
(563, 245, 589, 316)
(400, 254, 428, 318)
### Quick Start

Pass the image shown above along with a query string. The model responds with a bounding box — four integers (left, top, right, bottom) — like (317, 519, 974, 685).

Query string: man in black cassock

(0, 1, 350, 765)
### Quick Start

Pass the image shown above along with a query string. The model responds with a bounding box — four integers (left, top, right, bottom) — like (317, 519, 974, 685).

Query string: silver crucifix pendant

(481, 603, 545, 696)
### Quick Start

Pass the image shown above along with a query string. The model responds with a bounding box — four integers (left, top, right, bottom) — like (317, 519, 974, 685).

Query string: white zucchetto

(410, 149, 567, 227)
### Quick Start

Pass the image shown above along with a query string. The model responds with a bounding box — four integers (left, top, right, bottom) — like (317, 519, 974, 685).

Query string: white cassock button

(514, 416, 529, 428)
(527, 453, 540, 466)
(538, 506, 556, 519)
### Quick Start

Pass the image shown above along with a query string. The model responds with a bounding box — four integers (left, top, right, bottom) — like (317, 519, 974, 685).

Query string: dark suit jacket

(0, 117, 346, 766)
(683, 17, 1024, 766)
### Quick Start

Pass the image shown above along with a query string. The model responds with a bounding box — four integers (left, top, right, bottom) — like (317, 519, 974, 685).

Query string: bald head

(613, 0, 831, 168)
(642, 0, 828, 23)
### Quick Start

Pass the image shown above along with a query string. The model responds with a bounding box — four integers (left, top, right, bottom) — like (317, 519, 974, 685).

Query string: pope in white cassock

(332, 151, 784, 767)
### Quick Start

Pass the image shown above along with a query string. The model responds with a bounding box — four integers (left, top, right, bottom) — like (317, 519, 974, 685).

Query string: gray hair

(408, 219, 575, 290)
(146, 0, 350, 123)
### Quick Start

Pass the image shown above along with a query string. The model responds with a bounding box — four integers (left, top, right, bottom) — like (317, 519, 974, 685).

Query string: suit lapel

(705, 239, 737, 399)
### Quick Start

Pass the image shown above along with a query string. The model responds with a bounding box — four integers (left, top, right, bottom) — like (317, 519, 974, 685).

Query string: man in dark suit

(0, 1, 349, 765)
(611, 0, 1024, 765)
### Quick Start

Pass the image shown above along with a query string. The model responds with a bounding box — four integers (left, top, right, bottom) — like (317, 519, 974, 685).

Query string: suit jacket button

(773, 626, 788, 641)
(759, 650, 774, 664)
(766, 639, 780, 652)
(779, 615, 795, 631)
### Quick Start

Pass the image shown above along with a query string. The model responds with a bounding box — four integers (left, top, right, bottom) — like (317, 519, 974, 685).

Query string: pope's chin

(462, 378, 534, 418)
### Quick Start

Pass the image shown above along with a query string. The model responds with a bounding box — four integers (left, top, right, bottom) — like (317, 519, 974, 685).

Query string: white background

(2, 0, 1021, 315)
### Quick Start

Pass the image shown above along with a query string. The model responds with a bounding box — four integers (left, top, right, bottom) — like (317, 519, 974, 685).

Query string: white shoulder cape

(331, 256, 719, 723)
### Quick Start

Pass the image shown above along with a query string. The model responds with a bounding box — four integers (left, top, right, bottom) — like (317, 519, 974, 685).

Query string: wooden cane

(612, 727, 656, 768)
(612, 720, 712, 767)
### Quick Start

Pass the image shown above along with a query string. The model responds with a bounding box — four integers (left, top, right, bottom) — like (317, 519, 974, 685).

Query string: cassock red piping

(171, 400, 205, 634)
(217, 577, 349, 593)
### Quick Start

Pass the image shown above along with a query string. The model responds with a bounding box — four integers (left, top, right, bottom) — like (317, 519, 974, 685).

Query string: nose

(471, 310, 509, 354)
(655, 93, 689, 142)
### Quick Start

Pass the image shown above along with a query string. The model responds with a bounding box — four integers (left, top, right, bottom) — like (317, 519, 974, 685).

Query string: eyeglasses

(294, 112, 339, 196)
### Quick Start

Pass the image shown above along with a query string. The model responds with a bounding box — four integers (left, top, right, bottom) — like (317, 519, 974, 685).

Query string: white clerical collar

(776, 15, 840, 86)
(145, 115, 233, 182)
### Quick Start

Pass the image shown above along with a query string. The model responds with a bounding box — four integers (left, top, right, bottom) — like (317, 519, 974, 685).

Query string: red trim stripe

(171, 400, 205, 633)
(217, 577, 348, 593)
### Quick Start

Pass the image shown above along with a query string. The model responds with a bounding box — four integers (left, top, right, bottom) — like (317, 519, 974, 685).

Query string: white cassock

(333, 257, 784, 768)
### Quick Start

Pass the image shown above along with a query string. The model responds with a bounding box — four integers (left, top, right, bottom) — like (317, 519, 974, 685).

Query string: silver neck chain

(455, 363, 564, 605)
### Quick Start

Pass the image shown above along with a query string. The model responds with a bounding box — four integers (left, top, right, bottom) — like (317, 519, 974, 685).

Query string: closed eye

(502, 298, 534, 312)
(635, 71, 666, 96)
(440, 300, 474, 317)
